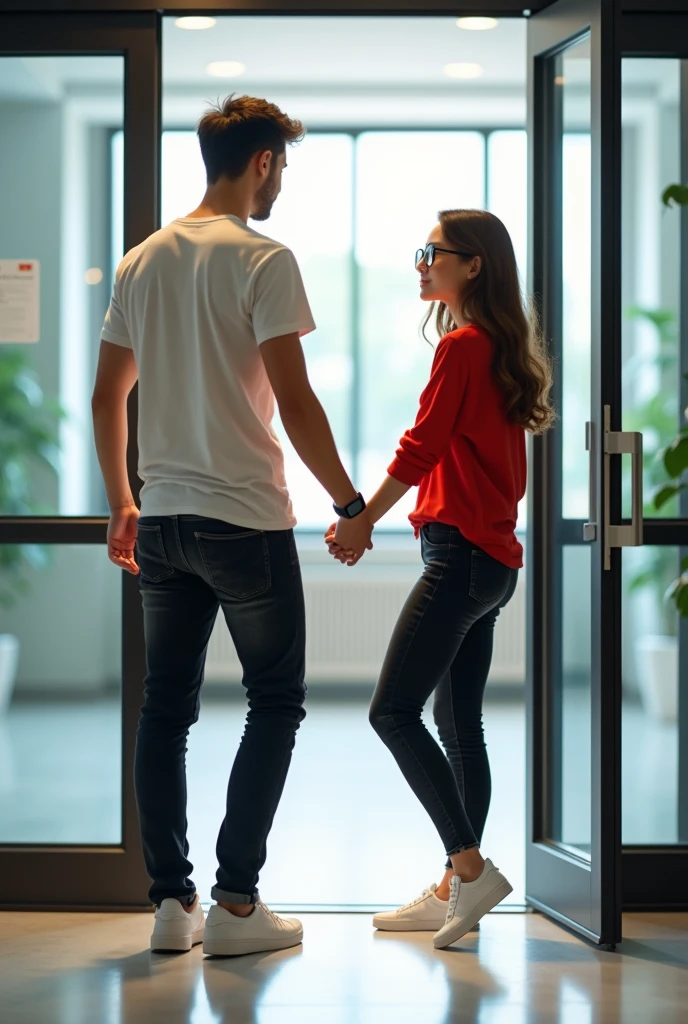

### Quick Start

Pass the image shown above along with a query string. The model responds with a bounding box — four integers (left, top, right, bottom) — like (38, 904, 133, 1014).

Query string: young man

(92, 95, 372, 956)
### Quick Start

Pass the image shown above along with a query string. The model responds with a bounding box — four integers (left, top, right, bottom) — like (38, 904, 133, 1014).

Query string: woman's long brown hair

(422, 209, 554, 435)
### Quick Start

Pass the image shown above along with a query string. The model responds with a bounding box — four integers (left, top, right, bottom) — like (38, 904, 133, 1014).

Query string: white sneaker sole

(203, 928, 303, 957)
(433, 879, 512, 949)
(373, 916, 479, 933)
(151, 925, 205, 953)
(373, 916, 446, 931)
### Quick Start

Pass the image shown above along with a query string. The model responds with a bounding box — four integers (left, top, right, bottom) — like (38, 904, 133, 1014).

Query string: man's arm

(91, 340, 140, 574)
(260, 332, 372, 559)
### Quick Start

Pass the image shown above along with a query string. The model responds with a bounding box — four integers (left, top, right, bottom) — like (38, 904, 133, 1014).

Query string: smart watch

(333, 492, 367, 520)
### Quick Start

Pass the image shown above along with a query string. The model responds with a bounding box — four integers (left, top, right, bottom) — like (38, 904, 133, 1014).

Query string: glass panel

(0, 57, 124, 518)
(622, 547, 679, 844)
(259, 134, 354, 528)
(0, 545, 121, 843)
(621, 59, 681, 519)
(160, 13, 528, 909)
(358, 129, 487, 524)
(553, 545, 592, 852)
(487, 129, 529, 529)
(560, 39, 592, 519)
(549, 39, 592, 855)
(487, 130, 528, 286)
(357, 131, 485, 527)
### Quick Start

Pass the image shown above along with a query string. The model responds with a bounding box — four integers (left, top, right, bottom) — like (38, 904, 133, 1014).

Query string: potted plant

(0, 348, 62, 712)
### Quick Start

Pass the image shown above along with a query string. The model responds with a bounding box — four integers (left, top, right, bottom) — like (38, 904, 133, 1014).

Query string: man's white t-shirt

(101, 215, 315, 530)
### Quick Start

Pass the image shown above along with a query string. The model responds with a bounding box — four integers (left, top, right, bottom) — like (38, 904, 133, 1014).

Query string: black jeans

(370, 523, 518, 858)
(134, 515, 306, 906)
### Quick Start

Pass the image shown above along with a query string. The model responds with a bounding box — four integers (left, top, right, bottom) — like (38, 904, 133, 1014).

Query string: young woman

(328, 208, 554, 948)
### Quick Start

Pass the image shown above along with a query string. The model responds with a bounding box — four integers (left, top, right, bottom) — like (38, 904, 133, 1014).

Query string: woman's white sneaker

(151, 897, 205, 952)
(203, 901, 303, 957)
(373, 884, 449, 931)
(433, 859, 512, 949)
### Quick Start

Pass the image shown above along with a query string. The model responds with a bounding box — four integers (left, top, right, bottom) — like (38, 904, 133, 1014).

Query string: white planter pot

(635, 634, 678, 724)
(0, 635, 20, 714)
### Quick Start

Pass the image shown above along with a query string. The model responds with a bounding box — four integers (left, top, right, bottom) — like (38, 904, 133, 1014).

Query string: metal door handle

(603, 404, 643, 570)
(583, 421, 596, 541)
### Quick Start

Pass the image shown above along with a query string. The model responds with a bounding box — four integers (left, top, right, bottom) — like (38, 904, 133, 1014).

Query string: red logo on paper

(18, 263, 33, 271)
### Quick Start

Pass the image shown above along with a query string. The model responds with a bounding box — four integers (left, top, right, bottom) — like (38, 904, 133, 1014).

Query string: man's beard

(251, 173, 280, 222)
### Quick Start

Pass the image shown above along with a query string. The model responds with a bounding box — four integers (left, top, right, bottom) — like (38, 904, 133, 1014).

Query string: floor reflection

(3, 912, 686, 1024)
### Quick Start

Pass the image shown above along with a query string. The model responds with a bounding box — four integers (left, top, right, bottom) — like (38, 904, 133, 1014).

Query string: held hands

(107, 503, 140, 575)
(324, 511, 374, 567)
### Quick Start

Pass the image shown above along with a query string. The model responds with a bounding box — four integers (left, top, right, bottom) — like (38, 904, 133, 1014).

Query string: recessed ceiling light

(443, 63, 484, 80)
(456, 17, 499, 31)
(175, 16, 217, 31)
(206, 61, 246, 78)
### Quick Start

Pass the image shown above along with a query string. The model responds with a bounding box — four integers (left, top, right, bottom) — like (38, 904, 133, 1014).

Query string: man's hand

(108, 503, 140, 575)
(324, 513, 373, 567)
(325, 523, 350, 564)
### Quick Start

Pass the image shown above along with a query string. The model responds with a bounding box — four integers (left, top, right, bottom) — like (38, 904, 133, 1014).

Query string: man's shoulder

(116, 223, 176, 275)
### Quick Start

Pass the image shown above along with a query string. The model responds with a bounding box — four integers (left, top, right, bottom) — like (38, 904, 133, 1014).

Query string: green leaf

(662, 183, 688, 207)
(675, 581, 688, 618)
(663, 436, 688, 478)
(628, 569, 656, 593)
(681, 556, 688, 572)
(653, 484, 684, 510)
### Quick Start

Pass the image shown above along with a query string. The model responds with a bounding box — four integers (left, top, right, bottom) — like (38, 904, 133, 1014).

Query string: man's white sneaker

(433, 859, 512, 949)
(373, 883, 449, 931)
(151, 897, 205, 952)
(203, 901, 303, 957)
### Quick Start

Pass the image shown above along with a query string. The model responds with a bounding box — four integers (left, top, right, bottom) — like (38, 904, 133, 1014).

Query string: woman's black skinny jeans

(370, 522, 518, 859)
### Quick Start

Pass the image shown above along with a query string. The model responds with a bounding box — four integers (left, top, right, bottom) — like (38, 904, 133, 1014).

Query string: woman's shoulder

(439, 324, 492, 357)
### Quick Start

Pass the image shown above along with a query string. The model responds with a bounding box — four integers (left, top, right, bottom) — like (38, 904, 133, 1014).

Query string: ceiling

(0, 16, 526, 98)
(0, 17, 677, 123)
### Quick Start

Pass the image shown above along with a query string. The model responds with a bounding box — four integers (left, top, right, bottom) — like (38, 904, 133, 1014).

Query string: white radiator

(204, 570, 525, 687)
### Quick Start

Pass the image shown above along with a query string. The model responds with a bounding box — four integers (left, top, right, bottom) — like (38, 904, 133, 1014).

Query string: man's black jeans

(370, 523, 518, 859)
(134, 515, 306, 906)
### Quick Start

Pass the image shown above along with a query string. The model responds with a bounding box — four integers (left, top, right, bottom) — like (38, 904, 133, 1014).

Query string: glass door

(0, 12, 159, 907)
(527, 0, 623, 946)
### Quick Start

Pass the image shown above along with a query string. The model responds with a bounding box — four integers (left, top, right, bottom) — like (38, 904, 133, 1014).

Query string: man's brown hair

(197, 94, 305, 184)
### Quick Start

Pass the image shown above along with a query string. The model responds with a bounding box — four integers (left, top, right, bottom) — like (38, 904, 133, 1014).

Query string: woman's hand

(324, 520, 370, 567)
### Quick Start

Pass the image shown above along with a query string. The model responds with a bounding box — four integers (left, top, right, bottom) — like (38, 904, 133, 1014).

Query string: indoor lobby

(1, 2, 687, 1022)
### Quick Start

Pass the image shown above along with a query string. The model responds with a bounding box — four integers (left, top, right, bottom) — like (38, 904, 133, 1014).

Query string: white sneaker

(433, 859, 512, 949)
(373, 883, 449, 931)
(151, 897, 205, 952)
(203, 900, 303, 957)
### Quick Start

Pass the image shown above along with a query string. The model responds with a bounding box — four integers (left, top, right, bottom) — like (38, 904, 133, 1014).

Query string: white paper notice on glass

(0, 260, 40, 344)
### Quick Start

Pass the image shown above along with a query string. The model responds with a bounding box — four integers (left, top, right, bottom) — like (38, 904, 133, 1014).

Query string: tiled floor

(1, 909, 686, 1024)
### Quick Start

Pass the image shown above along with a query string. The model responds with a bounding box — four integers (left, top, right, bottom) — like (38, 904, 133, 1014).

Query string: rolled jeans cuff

(211, 885, 258, 905)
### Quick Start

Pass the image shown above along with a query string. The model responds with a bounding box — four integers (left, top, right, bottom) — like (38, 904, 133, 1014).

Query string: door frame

(0, 11, 159, 909)
(526, 0, 622, 947)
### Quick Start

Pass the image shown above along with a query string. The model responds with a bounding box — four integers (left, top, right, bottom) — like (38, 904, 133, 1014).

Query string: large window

(113, 128, 528, 529)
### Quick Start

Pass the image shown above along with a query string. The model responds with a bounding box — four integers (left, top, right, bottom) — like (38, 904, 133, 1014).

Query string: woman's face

(416, 223, 480, 307)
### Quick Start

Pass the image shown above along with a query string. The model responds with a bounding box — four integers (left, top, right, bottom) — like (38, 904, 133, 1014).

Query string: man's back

(102, 214, 315, 529)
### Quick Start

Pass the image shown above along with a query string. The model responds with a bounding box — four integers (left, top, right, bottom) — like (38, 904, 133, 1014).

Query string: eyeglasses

(415, 243, 474, 268)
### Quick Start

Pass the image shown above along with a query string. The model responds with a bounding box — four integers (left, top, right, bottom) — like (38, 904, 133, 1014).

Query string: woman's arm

(367, 475, 411, 525)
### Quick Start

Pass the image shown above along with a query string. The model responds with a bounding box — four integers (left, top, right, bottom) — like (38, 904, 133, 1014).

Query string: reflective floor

(1, 910, 686, 1024)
